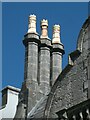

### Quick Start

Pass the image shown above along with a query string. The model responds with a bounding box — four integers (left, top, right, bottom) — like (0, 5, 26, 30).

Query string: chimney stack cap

(27, 14, 37, 33)
(29, 14, 36, 20)
(53, 24, 60, 31)
(41, 19, 48, 26)
(52, 24, 61, 44)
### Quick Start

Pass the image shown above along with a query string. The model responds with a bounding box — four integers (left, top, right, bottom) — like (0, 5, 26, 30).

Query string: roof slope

(27, 95, 48, 119)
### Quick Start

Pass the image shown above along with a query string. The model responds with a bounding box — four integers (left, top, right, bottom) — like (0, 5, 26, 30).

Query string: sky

(2, 2, 88, 90)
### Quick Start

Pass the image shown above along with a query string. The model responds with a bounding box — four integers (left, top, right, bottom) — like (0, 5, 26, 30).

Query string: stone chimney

(27, 14, 36, 33)
(39, 19, 51, 96)
(14, 15, 65, 119)
(52, 24, 65, 85)
(14, 14, 40, 118)
(40, 19, 48, 38)
(52, 24, 60, 43)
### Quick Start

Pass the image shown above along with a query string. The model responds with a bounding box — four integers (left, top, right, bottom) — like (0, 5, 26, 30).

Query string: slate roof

(27, 95, 48, 119)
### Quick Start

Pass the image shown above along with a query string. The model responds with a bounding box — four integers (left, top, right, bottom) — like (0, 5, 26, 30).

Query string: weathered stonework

(39, 41, 51, 95)
(38, 19, 52, 96)
(44, 16, 90, 119)
(51, 43, 64, 86)
(51, 24, 65, 85)
(14, 15, 90, 120)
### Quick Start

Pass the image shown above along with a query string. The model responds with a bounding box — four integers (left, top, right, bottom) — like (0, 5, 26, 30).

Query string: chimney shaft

(51, 24, 64, 86)
(39, 19, 51, 96)
(15, 14, 40, 118)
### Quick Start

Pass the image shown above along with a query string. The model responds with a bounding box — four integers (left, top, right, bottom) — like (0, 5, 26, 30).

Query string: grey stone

(14, 16, 90, 120)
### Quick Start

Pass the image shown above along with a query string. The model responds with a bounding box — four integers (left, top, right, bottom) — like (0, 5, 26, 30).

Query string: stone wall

(44, 17, 90, 118)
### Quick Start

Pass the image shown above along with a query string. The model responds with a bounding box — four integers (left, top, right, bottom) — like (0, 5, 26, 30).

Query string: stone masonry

(14, 14, 64, 119)
(14, 15, 90, 120)
(39, 19, 51, 95)
(44, 16, 90, 119)
(52, 25, 64, 85)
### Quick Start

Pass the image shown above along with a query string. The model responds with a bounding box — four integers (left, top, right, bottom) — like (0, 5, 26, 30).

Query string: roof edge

(1, 85, 20, 93)
(44, 64, 73, 118)
(77, 16, 90, 50)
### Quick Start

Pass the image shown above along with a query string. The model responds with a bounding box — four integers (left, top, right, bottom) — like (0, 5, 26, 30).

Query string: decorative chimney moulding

(40, 19, 48, 39)
(52, 24, 61, 44)
(27, 14, 37, 34)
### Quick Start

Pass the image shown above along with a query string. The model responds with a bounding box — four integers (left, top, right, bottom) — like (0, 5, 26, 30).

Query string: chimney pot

(40, 19, 48, 38)
(52, 24, 61, 44)
(27, 14, 36, 33)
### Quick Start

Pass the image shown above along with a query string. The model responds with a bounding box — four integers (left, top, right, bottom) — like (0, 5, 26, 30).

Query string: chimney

(52, 24, 60, 43)
(40, 19, 48, 38)
(14, 14, 40, 118)
(39, 19, 51, 96)
(51, 24, 65, 86)
(27, 14, 36, 33)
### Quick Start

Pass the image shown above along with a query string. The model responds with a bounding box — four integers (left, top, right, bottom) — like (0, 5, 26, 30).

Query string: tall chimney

(39, 19, 51, 96)
(52, 24, 65, 86)
(14, 14, 40, 118)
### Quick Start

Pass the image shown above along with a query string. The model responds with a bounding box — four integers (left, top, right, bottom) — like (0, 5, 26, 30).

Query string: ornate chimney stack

(39, 19, 51, 96)
(52, 24, 65, 86)
(14, 15, 65, 119)
(15, 14, 40, 118)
